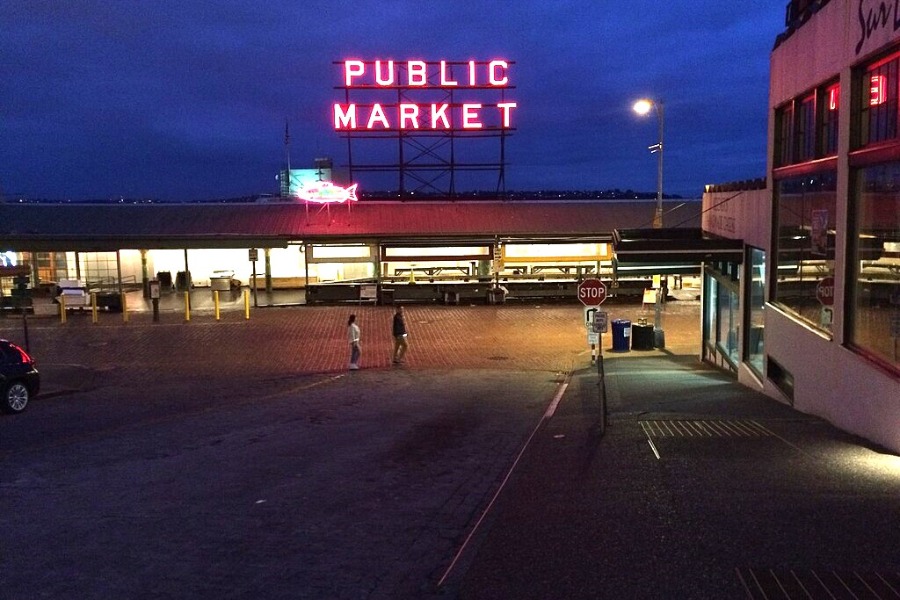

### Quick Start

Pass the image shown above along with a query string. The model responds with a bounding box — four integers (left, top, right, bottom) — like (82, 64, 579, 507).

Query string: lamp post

(633, 98, 665, 348)
(632, 98, 664, 228)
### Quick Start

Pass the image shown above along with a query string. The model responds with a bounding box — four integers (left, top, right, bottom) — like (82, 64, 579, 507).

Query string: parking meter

(149, 279, 160, 322)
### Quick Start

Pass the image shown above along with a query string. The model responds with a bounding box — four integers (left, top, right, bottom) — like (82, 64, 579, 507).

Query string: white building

(702, 0, 899, 453)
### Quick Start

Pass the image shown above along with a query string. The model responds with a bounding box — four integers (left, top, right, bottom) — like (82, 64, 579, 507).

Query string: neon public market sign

(333, 59, 517, 131)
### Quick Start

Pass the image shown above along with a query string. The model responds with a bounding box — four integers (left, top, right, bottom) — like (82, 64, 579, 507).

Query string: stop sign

(816, 277, 835, 306)
(577, 278, 607, 306)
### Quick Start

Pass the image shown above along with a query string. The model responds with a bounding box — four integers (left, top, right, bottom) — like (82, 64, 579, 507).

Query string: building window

(859, 52, 900, 147)
(705, 266, 740, 368)
(775, 82, 839, 167)
(849, 163, 900, 374)
(72, 252, 120, 290)
(772, 172, 837, 334)
(796, 94, 816, 162)
(33, 251, 69, 284)
(820, 82, 840, 156)
(745, 247, 766, 377)
(704, 272, 718, 350)
(717, 279, 740, 365)
(775, 103, 794, 167)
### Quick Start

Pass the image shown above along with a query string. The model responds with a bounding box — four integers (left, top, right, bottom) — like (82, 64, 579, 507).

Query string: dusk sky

(2, 2, 784, 201)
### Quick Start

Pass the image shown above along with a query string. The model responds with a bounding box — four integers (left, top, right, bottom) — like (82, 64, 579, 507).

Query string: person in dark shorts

(392, 306, 408, 364)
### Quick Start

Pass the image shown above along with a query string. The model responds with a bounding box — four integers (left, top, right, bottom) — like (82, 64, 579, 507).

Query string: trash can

(632, 322, 655, 350)
(611, 319, 631, 352)
(175, 271, 192, 291)
(156, 271, 173, 292)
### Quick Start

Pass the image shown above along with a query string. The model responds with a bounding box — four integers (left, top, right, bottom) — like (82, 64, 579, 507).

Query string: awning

(612, 228, 744, 271)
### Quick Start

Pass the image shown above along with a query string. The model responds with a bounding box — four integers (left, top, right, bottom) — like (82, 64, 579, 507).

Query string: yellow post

(184, 291, 191, 321)
(59, 295, 67, 324)
(121, 292, 129, 323)
(243, 288, 250, 320)
(91, 292, 98, 324)
(214, 290, 220, 321)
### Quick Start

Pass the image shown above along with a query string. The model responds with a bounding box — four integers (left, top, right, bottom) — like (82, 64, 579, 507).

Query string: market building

(0, 198, 705, 308)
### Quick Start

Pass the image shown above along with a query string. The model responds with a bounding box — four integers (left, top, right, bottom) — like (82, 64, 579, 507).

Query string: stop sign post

(578, 279, 607, 365)
(816, 277, 835, 306)
(578, 278, 607, 306)
(816, 277, 835, 329)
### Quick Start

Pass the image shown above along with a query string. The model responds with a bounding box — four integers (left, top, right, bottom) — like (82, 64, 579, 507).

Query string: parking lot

(0, 302, 624, 598)
(6, 299, 896, 599)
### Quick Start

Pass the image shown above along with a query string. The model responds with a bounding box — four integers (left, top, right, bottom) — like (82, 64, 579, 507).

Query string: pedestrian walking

(392, 305, 408, 364)
(348, 314, 361, 370)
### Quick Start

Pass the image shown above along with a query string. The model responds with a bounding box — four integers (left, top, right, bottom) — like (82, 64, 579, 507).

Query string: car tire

(2, 381, 30, 414)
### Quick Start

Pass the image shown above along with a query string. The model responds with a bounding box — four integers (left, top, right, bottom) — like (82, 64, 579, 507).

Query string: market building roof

(0, 199, 701, 251)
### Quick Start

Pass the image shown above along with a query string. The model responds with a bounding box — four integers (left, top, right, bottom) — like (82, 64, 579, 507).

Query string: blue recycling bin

(611, 319, 631, 352)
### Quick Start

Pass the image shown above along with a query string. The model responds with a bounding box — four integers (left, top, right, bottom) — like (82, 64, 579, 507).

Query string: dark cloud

(0, 1, 783, 200)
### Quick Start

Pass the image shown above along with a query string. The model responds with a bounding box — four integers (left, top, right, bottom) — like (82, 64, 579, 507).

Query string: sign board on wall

(333, 60, 517, 131)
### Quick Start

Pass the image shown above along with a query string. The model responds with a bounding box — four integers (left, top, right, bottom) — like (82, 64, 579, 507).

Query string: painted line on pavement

(259, 373, 345, 401)
(437, 371, 572, 588)
(543, 380, 569, 419)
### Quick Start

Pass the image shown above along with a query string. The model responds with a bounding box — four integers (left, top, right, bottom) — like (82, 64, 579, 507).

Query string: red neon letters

(334, 102, 517, 130)
(828, 84, 840, 110)
(870, 75, 887, 106)
(342, 59, 510, 87)
(334, 59, 517, 131)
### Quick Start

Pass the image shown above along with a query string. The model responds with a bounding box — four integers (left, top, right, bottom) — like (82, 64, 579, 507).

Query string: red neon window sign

(870, 75, 887, 106)
(827, 85, 839, 110)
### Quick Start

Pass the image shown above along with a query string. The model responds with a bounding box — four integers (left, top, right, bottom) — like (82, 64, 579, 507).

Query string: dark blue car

(0, 339, 40, 414)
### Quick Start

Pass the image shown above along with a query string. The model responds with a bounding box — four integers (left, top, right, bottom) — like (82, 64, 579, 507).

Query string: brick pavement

(6, 298, 703, 394)
(9, 296, 897, 599)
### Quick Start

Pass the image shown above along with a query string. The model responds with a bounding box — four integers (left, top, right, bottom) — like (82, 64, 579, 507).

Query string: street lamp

(632, 98, 664, 228)
(633, 98, 666, 348)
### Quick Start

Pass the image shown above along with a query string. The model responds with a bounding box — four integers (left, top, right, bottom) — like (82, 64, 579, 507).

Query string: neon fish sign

(333, 59, 517, 132)
(297, 181, 359, 204)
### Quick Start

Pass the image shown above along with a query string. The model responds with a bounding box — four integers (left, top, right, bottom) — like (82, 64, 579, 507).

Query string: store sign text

(856, 0, 900, 54)
(333, 59, 517, 131)
(870, 74, 887, 105)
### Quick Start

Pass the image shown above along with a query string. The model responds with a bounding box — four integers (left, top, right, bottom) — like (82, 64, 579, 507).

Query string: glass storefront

(849, 163, 900, 373)
(704, 273, 717, 351)
(746, 247, 766, 376)
(705, 264, 740, 369)
(772, 172, 837, 334)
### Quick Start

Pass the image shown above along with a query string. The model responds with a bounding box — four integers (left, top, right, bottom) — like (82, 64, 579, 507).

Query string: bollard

(152, 298, 159, 323)
(184, 291, 191, 321)
(91, 292, 99, 324)
(121, 292, 129, 323)
(213, 290, 220, 321)
(243, 289, 250, 320)
(59, 295, 67, 324)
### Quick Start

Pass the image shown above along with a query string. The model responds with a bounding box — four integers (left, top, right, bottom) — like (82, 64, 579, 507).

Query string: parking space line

(437, 372, 572, 588)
